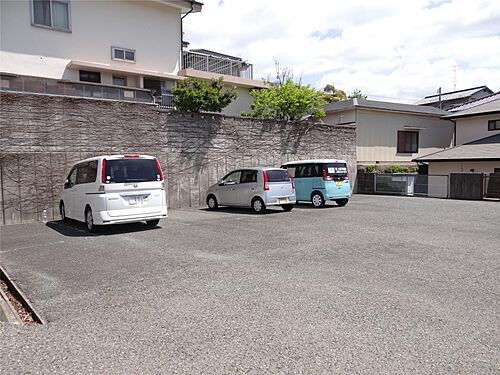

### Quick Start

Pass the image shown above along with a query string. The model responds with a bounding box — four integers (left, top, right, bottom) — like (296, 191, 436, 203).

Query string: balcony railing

(160, 92, 175, 108)
(0, 74, 154, 103)
(182, 51, 253, 79)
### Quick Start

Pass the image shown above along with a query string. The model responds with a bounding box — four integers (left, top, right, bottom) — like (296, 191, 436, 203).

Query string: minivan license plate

(335, 181, 343, 186)
(279, 198, 287, 204)
(129, 196, 143, 205)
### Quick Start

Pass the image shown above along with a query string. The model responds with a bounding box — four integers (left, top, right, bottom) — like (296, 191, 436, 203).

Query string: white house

(324, 98, 454, 168)
(0, 0, 266, 115)
(414, 92, 500, 198)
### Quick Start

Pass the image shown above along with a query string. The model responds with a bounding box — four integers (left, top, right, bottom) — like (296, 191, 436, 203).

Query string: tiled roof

(443, 95, 500, 118)
(414, 133, 500, 162)
(324, 98, 448, 116)
(447, 91, 500, 112)
(415, 86, 492, 105)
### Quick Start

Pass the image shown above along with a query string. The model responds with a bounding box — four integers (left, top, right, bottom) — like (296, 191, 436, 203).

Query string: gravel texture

(0, 195, 499, 374)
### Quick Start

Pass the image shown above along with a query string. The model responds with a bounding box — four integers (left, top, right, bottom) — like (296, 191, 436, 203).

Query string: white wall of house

(324, 109, 356, 126)
(0, 0, 182, 83)
(326, 109, 454, 165)
(455, 113, 500, 145)
(222, 86, 254, 116)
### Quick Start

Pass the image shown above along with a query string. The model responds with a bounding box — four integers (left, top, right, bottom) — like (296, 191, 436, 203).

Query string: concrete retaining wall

(0, 92, 356, 224)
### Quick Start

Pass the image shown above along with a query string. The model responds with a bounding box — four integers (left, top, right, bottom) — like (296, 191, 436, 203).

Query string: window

(222, 171, 241, 185)
(284, 166, 296, 178)
(66, 167, 77, 188)
(240, 170, 257, 183)
(76, 161, 97, 184)
(488, 120, 500, 131)
(144, 78, 164, 96)
(112, 47, 136, 62)
(104, 159, 161, 184)
(112, 76, 127, 87)
(397, 131, 419, 153)
(79, 70, 101, 84)
(296, 164, 321, 178)
(31, 0, 70, 31)
(265, 169, 291, 182)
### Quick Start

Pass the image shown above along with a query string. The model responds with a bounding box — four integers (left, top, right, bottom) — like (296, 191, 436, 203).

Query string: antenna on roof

(452, 65, 457, 91)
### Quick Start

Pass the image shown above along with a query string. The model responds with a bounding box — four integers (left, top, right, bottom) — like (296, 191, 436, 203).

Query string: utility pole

(437, 87, 442, 109)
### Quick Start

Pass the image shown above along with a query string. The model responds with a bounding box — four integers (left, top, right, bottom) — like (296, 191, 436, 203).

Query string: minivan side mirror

(64, 179, 70, 189)
(218, 180, 225, 186)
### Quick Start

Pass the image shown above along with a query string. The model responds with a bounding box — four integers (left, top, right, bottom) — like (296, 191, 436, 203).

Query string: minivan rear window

(266, 169, 290, 182)
(324, 163, 348, 176)
(105, 159, 160, 183)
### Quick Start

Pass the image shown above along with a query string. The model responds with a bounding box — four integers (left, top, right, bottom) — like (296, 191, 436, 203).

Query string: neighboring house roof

(443, 94, 500, 119)
(324, 98, 449, 116)
(414, 133, 500, 162)
(415, 85, 493, 105)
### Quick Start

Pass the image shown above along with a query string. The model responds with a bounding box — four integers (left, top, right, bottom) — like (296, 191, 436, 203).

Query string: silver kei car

(206, 167, 296, 213)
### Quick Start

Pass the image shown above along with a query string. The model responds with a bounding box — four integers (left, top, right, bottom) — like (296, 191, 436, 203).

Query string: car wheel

(311, 192, 325, 208)
(145, 219, 160, 227)
(207, 195, 218, 210)
(60, 201, 69, 222)
(335, 199, 349, 207)
(282, 204, 294, 212)
(85, 206, 98, 233)
(251, 197, 266, 214)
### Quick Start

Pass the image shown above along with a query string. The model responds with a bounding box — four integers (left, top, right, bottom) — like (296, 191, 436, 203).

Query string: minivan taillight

(101, 159, 107, 183)
(288, 171, 295, 190)
(344, 174, 349, 180)
(263, 170, 270, 191)
(124, 154, 140, 158)
(154, 158, 164, 181)
(322, 169, 333, 181)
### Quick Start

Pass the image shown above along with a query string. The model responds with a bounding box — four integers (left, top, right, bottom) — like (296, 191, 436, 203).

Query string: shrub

(384, 165, 410, 173)
(172, 77, 237, 113)
(242, 61, 329, 121)
(365, 165, 378, 173)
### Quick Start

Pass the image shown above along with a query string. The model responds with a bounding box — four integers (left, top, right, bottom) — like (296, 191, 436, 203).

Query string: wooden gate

(449, 173, 483, 200)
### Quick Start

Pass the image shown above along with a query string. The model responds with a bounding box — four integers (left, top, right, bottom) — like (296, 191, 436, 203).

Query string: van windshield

(324, 163, 348, 176)
(105, 159, 160, 183)
(266, 169, 290, 182)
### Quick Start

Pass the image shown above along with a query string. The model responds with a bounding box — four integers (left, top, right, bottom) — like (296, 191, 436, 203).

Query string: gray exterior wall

(0, 92, 356, 225)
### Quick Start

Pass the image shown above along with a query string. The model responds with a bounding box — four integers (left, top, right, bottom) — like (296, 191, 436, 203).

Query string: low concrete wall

(0, 92, 356, 224)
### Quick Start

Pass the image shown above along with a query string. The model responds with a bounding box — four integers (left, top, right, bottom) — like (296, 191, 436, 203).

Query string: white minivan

(60, 155, 167, 232)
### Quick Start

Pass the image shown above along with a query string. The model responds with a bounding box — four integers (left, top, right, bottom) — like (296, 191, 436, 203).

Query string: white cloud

(184, 0, 500, 102)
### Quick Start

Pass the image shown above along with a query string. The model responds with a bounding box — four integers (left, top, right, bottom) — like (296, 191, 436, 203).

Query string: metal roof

(415, 86, 492, 105)
(324, 98, 448, 116)
(414, 133, 500, 162)
(443, 93, 500, 118)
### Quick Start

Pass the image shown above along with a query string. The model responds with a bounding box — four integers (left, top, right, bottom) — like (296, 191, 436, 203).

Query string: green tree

(348, 89, 367, 99)
(244, 63, 329, 121)
(323, 83, 347, 103)
(171, 77, 237, 112)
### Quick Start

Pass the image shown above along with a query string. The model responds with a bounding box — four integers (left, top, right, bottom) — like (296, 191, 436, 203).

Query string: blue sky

(184, 0, 500, 103)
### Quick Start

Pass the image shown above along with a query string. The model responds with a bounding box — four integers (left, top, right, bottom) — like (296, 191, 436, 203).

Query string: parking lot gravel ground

(0, 195, 499, 374)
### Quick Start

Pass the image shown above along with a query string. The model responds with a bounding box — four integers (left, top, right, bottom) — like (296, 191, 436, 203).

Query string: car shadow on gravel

(294, 203, 341, 209)
(198, 207, 284, 215)
(46, 220, 160, 237)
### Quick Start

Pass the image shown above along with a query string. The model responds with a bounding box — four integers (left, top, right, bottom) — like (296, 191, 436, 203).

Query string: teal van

(281, 159, 351, 207)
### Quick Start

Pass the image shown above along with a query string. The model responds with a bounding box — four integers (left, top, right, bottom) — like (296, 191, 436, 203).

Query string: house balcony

(182, 50, 254, 80)
(0, 74, 154, 103)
